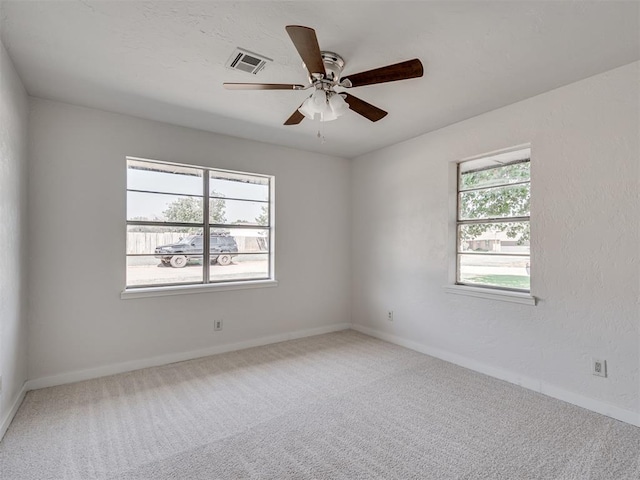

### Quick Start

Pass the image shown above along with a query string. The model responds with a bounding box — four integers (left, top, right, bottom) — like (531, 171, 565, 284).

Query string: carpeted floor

(1, 330, 639, 479)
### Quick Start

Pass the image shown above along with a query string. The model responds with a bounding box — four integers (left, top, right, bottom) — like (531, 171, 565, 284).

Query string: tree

(255, 204, 269, 226)
(163, 192, 226, 225)
(459, 162, 530, 245)
(209, 193, 227, 224)
(163, 197, 202, 224)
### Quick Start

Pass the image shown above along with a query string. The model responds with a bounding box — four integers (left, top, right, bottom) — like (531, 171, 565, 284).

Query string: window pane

(126, 226, 205, 287)
(459, 183, 530, 220)
(210, 171, 269, 202)
(127, 159, 202, 195)
(458, 254, 530, 290)
(126, 226, 204, 255)
(458, 222, 529, 254)
(127, 192, 203, 223)
(126, 256, 204, 287)
(460, 161, 529, 191)
(210, 198, 268, 226)
(226, 228, 269, 253)
(209, 253, 269, 282)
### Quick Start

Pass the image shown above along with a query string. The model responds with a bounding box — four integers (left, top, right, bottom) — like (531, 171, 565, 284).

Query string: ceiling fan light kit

(223, 25, 424, 126)
(298, 89, 349, 122)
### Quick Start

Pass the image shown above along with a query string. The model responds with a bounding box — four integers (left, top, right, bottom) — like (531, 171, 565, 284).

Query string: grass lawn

(462, 274, 530, 290)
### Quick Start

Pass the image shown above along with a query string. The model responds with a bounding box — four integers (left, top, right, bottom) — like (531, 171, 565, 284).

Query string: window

(456, 148, 531, 292)
(125, 157, 273, 290)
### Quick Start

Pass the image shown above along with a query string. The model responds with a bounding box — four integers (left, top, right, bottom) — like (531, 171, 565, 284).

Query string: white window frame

(445, 146, 536, 305)
(122, 157, 276, 299)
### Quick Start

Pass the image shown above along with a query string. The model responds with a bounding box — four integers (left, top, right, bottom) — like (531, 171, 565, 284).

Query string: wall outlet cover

(592, 358, 607, 378)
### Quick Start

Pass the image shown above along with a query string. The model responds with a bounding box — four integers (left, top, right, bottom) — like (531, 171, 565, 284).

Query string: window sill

(121, 279, 278, 299)
(444, 284, 536, 306)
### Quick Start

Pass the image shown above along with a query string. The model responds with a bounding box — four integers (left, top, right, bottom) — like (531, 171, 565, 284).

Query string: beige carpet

(1, 330, 639, 479)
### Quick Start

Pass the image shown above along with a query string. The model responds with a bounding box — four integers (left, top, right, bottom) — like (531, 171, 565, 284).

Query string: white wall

(351, 62, 639, 423)
(27, 98, 351, 381)
(0, 42, 29, 433)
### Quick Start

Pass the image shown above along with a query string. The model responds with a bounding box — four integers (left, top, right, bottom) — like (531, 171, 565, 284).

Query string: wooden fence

(126, 232, 266, 255)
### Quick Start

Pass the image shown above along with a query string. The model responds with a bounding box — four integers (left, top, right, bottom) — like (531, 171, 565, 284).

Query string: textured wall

(0, 42, 29, 429)
(351, 62, 639, 420)
(27, 99, 351, 380)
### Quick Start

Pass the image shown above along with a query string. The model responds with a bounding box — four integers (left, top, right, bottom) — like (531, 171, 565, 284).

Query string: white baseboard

(352, 324, 640, 428)
(20, 322, 639, 429)
(26, 323, 351, 391)
(1, 383, 28, 442)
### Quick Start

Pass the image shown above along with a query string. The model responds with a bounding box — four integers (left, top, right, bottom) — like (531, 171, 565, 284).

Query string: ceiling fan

(223, 25, 423, 125)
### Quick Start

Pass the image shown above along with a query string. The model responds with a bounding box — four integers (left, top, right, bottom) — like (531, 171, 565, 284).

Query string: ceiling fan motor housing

(318, 51, 345, 83)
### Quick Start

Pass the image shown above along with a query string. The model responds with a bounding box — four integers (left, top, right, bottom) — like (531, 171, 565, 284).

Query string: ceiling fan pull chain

(318, 114, 326, 144)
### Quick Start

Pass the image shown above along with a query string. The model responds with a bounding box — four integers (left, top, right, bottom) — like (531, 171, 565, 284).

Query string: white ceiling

(1, 1, 638, 158)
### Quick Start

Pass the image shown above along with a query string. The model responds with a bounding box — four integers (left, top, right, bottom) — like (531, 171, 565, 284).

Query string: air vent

(225, 48, 272, 75)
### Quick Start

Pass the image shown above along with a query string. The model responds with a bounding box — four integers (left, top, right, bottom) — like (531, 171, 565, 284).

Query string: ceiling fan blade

(341, 59, 423, 88)
(285, 25, 326, 77)
(223, 83, 306, 90)
(284, 105, 305, 125)
(343, 94, 388, 122)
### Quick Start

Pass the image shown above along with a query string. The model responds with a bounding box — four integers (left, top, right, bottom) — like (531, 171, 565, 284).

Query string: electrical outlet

(387, 310, 394, 322)
(592, 358, 607, 378)
(214, 319, 223, 331)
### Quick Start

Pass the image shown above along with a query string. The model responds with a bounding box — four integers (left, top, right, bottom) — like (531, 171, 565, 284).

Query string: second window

(456, 148, 531, 292)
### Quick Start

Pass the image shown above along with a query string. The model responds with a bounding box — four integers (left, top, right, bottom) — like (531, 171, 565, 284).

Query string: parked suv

(155, 234, 238, 268)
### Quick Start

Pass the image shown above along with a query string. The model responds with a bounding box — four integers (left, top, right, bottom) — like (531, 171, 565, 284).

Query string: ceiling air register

(225, 48, 272, 75)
